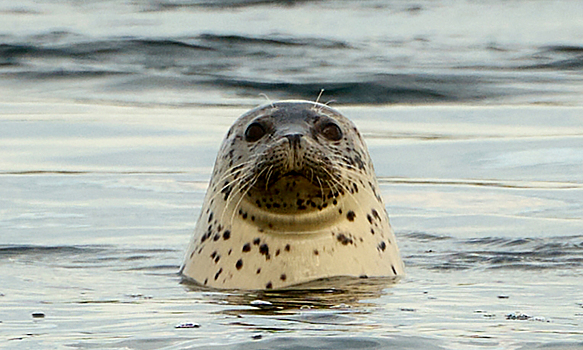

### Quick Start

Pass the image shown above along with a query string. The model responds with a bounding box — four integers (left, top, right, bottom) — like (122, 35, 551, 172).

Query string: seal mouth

(282, 170, 304, 178)
(256, 167, 332, 193)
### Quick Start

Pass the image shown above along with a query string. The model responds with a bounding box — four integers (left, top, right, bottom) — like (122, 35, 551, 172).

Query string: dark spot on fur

(256, 268, 261, 274)
(214, 255, 220, 263)
(280, 274, 287, 281)
(210, 251, 217, 259)
(201, 230, 211, 243)
(285, 244, 290, 252)
(346, 211, 356, 221)
(378, 241, 387, 251)
(371, 228, 375, 235)
(259, 244, 269, 256)
(204, 278, 208, 285)
(313, 249, 319, 255)
(236, 259, 243, 270)
(213, 234, 220, 241)
(221, 185, 231, 200)
(359, 275, 368, 279)
(242, 212, 248, 219)
(391, 265, 397, 275)
(223, 230, 231, 240)
(214, 268, 223, 280)
(242, 243, 251, 252)
(208, 212, 213, 223)
(367, 214, 373, 224)
(266, 282, 273, 289)
(337, 233, 353, 245)
(253, 238, 261, 245)
(276, 249, 280, 256)
(372, 209, 380, 221)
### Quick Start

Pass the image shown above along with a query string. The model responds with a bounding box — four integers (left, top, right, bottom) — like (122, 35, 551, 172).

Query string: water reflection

(182, 276, 399, 313)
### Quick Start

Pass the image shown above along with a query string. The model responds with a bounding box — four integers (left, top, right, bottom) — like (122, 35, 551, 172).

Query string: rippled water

(1, 1, 583, 349)
(1, 0, 583, 106)
(2, 103, 582, 349)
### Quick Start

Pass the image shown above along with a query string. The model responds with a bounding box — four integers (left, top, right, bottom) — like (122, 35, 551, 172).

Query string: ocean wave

(0, 245, 179, 271)
(0, 31, 581, 105)
(0, 244, 107, 258)
(405, 235, 583, 271)
(206, 74, 501, 104)
(146, 0, 325, 10)
(519, 45, 583, 70)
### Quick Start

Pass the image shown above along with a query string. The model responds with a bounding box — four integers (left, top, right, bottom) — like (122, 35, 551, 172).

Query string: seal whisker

(206, 155, 266, 204)
(320, 165, 364, 209)
(264, 165, 275, 191)
(259, 93, 274, 109)
(229, 173, 261, 227)
(220, 164, 270, 224)
(315, 88, 325, 105)
(315, 174, 325, 203)
(326, 157, 381, 200)
(213, 161, 254, 183)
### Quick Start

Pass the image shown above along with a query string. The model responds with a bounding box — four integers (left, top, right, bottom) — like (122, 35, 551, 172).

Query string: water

(1, 1, 583, 349)
(1, 0, 583, 106)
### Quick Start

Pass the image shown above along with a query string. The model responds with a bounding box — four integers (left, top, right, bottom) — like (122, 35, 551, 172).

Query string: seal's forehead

(237, 101, 349, 124)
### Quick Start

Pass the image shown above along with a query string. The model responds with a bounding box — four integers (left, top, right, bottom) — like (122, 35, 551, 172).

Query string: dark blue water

(1, 0, 582, 106)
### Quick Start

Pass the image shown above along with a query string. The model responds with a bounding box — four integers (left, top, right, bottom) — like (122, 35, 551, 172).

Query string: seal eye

(245, 122, 266, 142)
(320, 122, 343, 141)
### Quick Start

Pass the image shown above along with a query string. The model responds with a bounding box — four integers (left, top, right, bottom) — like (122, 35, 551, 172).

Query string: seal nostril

(285, 133, 302, 147)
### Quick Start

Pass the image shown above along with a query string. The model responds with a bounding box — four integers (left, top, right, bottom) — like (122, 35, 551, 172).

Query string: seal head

(181, 101, 404, 289)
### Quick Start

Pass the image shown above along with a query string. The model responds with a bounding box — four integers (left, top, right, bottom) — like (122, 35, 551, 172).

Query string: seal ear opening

(245, 122, 266, 142)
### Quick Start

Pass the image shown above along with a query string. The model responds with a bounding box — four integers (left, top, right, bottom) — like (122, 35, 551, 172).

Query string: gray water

(1, 1, 583, 349)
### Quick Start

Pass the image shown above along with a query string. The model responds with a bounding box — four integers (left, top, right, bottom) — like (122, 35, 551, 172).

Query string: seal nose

(285, 133, 302, 148)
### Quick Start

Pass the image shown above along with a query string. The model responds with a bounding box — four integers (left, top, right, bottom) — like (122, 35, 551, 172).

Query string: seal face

(180, 101, 404, 289)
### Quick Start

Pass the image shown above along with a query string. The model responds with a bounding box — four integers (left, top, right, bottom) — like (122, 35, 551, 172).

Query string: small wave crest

(0, 244, 180, 272)
(405, 235, 583, 271)
(520, 45, 583, 70)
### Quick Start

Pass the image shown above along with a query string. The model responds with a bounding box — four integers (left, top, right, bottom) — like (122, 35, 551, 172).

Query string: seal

(180, 101, 404, 290)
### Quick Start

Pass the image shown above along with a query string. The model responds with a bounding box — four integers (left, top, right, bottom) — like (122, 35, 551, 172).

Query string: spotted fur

(180, 101, 404, 289)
